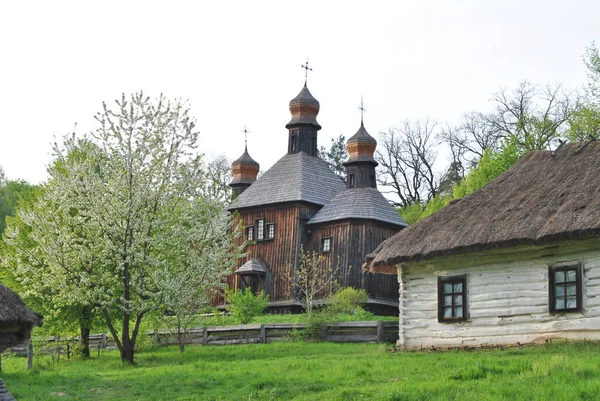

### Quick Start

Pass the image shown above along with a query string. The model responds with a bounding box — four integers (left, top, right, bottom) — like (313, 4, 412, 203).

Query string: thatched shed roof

(0, 283, 42, 328)
(367, 142, 600, 272)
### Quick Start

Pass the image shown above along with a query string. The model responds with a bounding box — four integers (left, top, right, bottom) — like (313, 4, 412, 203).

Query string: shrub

(225, 287, 269, 324)
(329, 287, 368, 315)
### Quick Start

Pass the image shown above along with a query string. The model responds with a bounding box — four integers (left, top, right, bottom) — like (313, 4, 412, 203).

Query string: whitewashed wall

(398, 248, 600, 348)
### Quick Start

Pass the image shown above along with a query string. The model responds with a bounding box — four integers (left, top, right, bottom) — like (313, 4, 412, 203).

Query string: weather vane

(301, 58, 312, 85)
(242, 126, 250, 151)
(358, 96, 366, 125)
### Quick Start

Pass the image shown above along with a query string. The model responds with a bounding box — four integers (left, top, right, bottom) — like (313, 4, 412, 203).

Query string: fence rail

(10, 321, 399, 357)
(151, 321, 399, 346)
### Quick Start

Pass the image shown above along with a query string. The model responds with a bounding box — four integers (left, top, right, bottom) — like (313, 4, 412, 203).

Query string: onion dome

(230, 146, 260, 186)
(345, 122, 377, 165)
(285, 84, 321, 129)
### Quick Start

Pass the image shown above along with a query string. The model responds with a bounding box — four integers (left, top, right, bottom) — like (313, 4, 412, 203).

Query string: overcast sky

(1, 0, 599, 184)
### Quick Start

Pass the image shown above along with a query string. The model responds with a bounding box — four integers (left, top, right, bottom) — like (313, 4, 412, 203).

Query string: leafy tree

(0, 180, 35, 239)
(153, 197, 244, 352)
(376, 118, 440, 207)
(489, 81, 573, 151)
(566, 43, 600, 142)
(318, 134, 347, 181)
(225, 287, 269, 325)
(202, 154, 233, 203)
(329, 287, 367, 315)
(288, 246, 340, 315)
(4, 93, 241, 364)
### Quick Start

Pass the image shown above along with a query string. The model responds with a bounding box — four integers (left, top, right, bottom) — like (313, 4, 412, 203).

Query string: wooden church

(226, 81, 406, 315)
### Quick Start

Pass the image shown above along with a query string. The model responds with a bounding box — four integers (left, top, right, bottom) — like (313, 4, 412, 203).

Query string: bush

(225, 287, 269, 324)
(329, 287, 368, 315)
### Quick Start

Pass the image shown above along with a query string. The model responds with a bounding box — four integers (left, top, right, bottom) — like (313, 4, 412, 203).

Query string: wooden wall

(228, 202, 321, 303)
(399, 247, 600, 348)
(306, 220, 401, 305)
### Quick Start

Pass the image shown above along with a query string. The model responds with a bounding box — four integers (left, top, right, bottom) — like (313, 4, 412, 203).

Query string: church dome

(230, 147, 259, 186)
(286, 84, 321, 129)
(346, 122, 377, 164)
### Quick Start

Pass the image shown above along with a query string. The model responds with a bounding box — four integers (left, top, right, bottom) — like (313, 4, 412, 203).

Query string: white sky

(1, 0, 599, 184)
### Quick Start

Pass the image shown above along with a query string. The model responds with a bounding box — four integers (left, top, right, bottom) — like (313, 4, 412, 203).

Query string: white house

(364, 141, 600, 348)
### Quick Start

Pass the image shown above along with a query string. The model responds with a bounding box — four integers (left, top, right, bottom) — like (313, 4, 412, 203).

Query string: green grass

(3, 341, 600, 400)
(191, 312, 397, 327)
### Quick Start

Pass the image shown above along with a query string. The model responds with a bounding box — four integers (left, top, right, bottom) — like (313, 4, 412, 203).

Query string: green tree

(4, 93, 241, 364)
(319, 134, 347, 181)
(154, 198, 244, 352)
(489, 81, 573, 151)
(0, 180, 35, 239)
(225, 287, 269, 325)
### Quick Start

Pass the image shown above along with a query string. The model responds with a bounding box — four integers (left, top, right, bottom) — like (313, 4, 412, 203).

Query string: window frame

(246, 226, 254, 242)
(256, 219, 265, 241)
(437, 274, 468, 323)
(549, 263, 583, 313)
(321, 237, 332, 253)
(266, 223, 275, 240)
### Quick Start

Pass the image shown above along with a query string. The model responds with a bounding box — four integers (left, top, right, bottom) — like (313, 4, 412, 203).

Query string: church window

(438, 275, 467, 323)
(291, 135, 297, 152)
(256, 219, 265, 240)
(549, 263, 582, 313)
(246, 226, 254, 241)
(321, 237, 332, 253)
(266, 223, 275, 239)
(349, 174, 355, 188)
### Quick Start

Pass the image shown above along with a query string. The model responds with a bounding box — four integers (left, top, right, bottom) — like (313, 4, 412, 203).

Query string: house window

(266, 223, 275, 239)
(437, 275, 467, 322)
(246, 226, 254, 241)
(549, 263, 582, 313)
(321, 237, 332, 253)
(256, 219, 265, 240)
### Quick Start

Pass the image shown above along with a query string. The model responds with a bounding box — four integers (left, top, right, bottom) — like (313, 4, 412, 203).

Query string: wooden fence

(151, 321, 399, 346)
(10, 321, 399, 357)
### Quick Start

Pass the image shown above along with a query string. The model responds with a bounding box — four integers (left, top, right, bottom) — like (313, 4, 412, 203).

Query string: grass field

(2, 341, 600, 400)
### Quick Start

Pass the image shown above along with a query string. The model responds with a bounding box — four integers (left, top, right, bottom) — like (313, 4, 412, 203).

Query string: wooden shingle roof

(308, 187, 407, 227)
(229, 152, 345, 210)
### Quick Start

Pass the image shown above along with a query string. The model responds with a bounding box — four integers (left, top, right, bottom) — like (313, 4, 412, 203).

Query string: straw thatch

(0, 379, 16, 401)
(367, 142, 600, 272)
(0, 283, 41, 328)
(0, 282, 42, 353)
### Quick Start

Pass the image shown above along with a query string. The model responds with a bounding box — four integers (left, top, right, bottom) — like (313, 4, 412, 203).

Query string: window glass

(257, 219, 264, 240)
(438, 275, 467, 322)
(322, 237, 331, 252)
(247, 227, 254, 241)
(266, 223, 275, 239)
(549, 264, 582, 313)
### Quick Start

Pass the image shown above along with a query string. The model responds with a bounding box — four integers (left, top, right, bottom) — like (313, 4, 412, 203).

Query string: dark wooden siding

(226, 202, 321, 304)
(307, 220, 401, 303)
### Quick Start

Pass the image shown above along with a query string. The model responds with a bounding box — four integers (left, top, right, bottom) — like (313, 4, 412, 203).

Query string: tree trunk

(177, 318, 185, 353)
(120, 342, 134, 365)
(79, 305, 93, 359)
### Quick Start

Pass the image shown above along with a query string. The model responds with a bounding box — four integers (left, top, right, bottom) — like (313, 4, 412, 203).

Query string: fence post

(377, 321, 384, 343)
(260, 325, 266, 344)
(27, 341, 34, 370)
(203, 327, 208, 346)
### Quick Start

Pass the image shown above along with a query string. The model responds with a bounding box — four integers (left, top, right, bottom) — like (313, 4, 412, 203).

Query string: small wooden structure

(365, 142, 600, 348)
(0, 282, 42, 400)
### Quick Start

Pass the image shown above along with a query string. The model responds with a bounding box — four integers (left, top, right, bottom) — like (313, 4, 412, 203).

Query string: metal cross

(358, 96, 367, 125)
(301, 58, 312, 84)
(242, 126, 250, 151)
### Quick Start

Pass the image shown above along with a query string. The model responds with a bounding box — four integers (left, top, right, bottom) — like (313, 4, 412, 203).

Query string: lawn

(2, 341, 600, 400)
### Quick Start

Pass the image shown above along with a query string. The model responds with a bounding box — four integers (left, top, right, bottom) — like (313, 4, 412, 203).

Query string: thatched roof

(0, 379, 16, 401)
(0, 283, 42, 328)
(367, 142, 600, 272)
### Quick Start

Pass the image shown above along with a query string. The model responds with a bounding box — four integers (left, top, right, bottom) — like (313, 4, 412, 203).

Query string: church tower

(285, 84, 321, 156)
(229, 136, 259, 199)
(344, 120, 378, 189)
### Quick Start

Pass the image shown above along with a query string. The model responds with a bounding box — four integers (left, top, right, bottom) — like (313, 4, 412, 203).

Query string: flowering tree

(4, 93, 242, 363)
